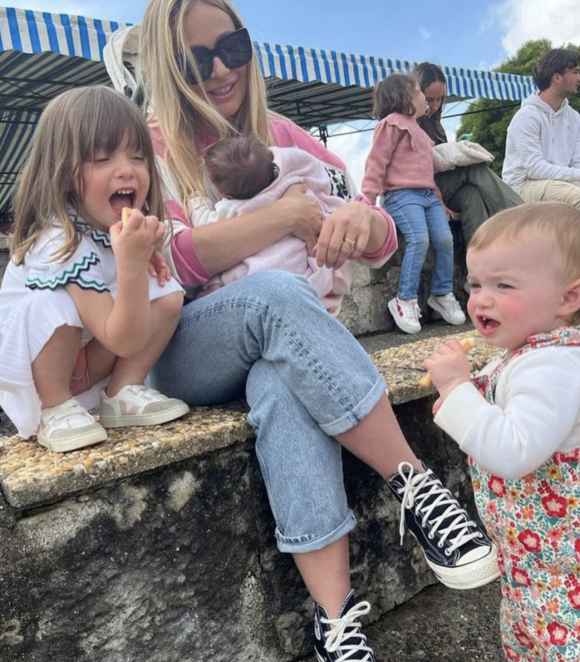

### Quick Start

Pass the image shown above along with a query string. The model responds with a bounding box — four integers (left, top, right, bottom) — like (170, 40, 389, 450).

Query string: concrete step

(299, 581, 502, 662)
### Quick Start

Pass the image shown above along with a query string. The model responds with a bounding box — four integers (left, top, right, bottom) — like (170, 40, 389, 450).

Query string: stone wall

(0, 402, 477, 662)
(339, 221, 468, 335)
(0, 334, 496, 662)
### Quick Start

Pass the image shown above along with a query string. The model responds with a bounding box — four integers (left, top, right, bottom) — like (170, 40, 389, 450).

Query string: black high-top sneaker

(387, 461, 500, 590)
(313, 590, 377, 662)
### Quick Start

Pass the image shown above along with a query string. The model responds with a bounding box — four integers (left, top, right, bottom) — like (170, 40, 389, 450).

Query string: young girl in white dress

(0, 86, 189, 453)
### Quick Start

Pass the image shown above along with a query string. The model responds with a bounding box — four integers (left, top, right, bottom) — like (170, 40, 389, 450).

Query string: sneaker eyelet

(428, 532, 434, 540)
(444, 549, 452, 556)
(437, 542, 443, 548)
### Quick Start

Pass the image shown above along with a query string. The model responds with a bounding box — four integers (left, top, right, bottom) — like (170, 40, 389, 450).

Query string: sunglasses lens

(181, 28, 253, 85)
(217, 28, 253, 69)
(184, 47, 214, 85)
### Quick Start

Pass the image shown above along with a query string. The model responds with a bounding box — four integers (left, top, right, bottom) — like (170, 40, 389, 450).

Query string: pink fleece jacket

(362, 113, 437, 204)
(151, 117, 396, 290)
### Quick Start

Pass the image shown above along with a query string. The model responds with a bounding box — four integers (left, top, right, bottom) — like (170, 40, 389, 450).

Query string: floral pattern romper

(470, 328, 580, 662)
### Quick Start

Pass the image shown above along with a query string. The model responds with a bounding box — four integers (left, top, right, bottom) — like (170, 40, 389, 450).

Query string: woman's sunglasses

(181, 27, 253, 85)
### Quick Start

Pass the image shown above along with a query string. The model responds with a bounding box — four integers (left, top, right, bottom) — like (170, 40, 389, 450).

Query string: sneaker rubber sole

(37, 424, 108, 453)
(408, 528, 501, 589)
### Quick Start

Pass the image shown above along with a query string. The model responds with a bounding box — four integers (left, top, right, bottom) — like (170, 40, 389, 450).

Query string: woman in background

(415, 62, 522, 249)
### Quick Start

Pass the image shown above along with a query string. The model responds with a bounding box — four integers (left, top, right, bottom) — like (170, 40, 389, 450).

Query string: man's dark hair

(204, 136, 276, 200)
(532, 48, 579, 91)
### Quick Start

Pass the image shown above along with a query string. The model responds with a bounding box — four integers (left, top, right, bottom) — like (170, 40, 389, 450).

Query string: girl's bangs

(81, 94, 150, 159)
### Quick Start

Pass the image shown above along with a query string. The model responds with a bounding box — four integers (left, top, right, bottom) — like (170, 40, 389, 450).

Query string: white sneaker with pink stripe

(38, 398, 108, 452)
(99, 384, 190, 428)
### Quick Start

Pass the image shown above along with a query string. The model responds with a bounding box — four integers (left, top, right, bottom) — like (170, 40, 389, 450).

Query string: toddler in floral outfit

(424, 202, 580, 662)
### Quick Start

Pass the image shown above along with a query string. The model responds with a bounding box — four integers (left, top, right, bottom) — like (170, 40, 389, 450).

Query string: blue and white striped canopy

(257, 43, 535, 104)
(0, 6, 535, 215)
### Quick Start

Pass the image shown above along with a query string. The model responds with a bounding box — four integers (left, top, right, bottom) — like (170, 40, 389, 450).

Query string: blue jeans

(384, 188, 454, 300)
(149, 271, 386, 553)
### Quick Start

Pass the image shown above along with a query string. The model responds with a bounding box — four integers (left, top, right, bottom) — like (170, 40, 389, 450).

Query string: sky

(5, 0, 580, 185)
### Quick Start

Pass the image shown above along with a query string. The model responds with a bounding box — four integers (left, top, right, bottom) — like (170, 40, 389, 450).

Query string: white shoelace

(441, 294, 462, 312)
(400, 300, 421, 323)
(321, 601, 374, 662)
(394, 461, 481, 554)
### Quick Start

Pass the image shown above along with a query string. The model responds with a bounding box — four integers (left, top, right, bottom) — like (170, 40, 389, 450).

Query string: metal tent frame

(0, 6, 536, 216)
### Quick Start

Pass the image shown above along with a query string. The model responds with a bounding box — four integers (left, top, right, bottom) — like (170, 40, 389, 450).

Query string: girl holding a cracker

(0, 86, 189, 453)
(425, 203, 580, 661)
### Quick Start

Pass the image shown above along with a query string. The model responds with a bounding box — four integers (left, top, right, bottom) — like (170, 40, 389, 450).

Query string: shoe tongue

(338, 589, 356, 618)
(415, 467, 479, 553)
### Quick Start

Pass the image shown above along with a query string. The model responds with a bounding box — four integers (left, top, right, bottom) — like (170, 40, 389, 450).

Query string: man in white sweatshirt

(503, 49, 580, 208)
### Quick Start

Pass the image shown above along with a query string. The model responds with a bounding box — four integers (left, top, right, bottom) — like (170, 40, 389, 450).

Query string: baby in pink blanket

(193, 136, 351, 316)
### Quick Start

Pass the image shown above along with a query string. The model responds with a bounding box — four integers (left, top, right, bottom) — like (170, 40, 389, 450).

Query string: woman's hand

(148, 251, 172, 286)
(315, 201, 385, 269)
(444, 205, 458, 221)
(280, 183, 323, 253)
(423, 339, 471, 403)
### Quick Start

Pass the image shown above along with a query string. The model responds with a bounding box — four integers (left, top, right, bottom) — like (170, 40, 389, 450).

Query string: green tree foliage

(456, 39, 580, 174)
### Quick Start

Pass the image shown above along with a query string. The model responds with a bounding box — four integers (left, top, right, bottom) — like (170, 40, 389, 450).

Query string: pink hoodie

(362, 113, 437, 204)
(151, 117, 397, 292)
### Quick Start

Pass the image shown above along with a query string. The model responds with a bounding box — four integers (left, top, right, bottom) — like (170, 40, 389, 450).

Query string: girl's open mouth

(478, 315, 499, 331)
(110, 189, 136, 215)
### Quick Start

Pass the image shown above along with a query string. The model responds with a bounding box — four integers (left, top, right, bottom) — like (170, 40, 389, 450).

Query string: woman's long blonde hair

(139, 0, 273, 207)
(11, 86, 163, 265)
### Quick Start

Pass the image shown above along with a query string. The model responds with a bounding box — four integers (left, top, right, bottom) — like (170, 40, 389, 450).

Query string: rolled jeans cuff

(275, 509, 357, 554)
(319, 375, 387, 437)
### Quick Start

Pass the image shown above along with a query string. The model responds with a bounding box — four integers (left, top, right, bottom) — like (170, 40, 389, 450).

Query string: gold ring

(343, 238, 357, 250)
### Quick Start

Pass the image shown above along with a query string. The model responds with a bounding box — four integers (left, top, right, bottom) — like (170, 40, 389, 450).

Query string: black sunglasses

(181, 27, 253, 85)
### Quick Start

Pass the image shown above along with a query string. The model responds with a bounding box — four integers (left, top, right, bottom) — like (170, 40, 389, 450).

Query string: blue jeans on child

(148, 271, 387, 554)
(384, 188, 454, 300)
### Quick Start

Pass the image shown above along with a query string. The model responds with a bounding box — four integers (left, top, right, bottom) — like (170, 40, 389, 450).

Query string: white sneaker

(388, 297, 422, 334)
(38, 398, 108, 453)
(427, 293, 466, 326)
(99, 385, 190, 428)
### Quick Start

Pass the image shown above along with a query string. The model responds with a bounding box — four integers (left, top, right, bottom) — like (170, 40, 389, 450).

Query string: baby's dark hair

(373, 73, 417, 120)
(204, 136, 276, 199)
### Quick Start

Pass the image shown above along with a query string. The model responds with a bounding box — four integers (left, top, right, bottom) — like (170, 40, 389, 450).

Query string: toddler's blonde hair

(469, 202, 580, 324)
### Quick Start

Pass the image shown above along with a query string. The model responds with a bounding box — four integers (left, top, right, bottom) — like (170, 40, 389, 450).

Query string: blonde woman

(138, 1, 499, 659)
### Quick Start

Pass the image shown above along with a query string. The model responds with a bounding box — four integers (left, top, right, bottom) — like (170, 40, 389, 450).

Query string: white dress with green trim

(0, 219, 183, 439)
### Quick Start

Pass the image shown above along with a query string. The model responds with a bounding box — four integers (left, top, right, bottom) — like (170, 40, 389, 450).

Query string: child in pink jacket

(362, 73, 465, 334)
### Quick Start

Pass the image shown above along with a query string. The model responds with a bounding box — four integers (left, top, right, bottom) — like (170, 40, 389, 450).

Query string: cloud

(487, 0, 580, 55)
(325, 128, 373, 192)
(419, 27, 434, 40)
(442, 115, 463, 142)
